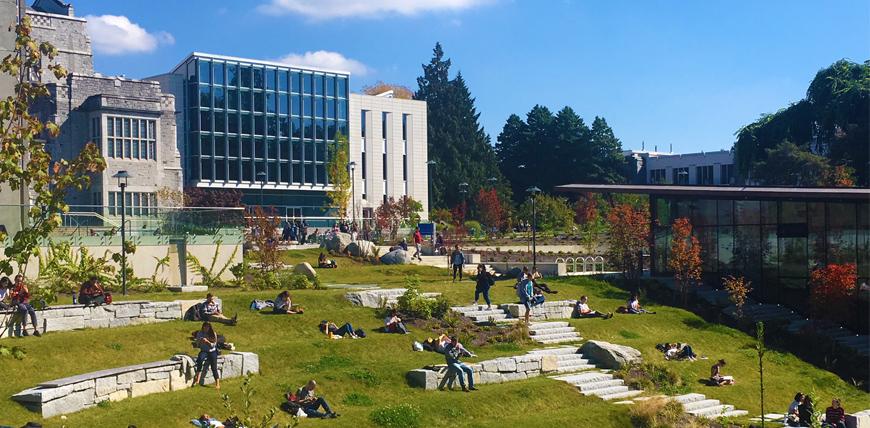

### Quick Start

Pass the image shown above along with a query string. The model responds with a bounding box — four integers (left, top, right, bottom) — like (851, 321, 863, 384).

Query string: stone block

(41, 388, 95, 418)
(480, 360, 499, 372)
(147, 371, 170, 380)
(502, 372, 528, 382)
(95, 376, 118, 397)
(45, 316, 85, 332)
(109, 318, 132, 328)
(541, 355, 558, 373)
(130, 378, 170, 398)
(169, 370, 189, 391)
(407, 369, 439, 390)
(156, 310, 180, 319)
(88, 306, 112, 319)
(167, 285, 209, 293)
(84, 318, 111, 329)
(107, 389, 129, 402)
(517, 361, 540, 372)
(479, 371, 503, 384)
(235, 351, 260, 375)
(113, 304, 141, 318)
(117, 370, 147, 385)
(496, 358, 517, 372)
(580, 340, 642, 370)
(294, 262, 317, 279)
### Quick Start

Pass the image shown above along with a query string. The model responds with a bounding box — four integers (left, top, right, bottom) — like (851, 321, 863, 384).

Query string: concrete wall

(1, 300, 184, 338)
(0, 0, 23, 236)
(407, 352, 558, 390)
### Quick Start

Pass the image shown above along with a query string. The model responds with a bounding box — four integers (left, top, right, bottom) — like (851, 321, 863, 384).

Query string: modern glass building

(557, 184, 870, 315)
(150, 53, 349, 218)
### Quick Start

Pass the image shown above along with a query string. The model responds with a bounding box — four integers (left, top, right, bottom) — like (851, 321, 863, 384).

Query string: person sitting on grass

(293, 380, 339, 419)
(10, 275, 40, 337)
(516, 277, 534, 324)
(318, 252, 337, 268)
(661, 343, 697, 361)
(531, 286, 546, 307)
(273, 291, 303, 314)
(709, 359, 734, 386)
(823, 398, 846, 428)
(573, 296, 613, 319)
(202, 293, 237, 325)
(78, 276, 107, 306)
(319, 320, 359, 338)
(626, 293, 655, 314)
(384, 309, 409, 334)
(786, 392, 804, 426)
(441, 336, 477, 392)
(191, 322, 221, 389)
(799, 395, 815, 427)
(530, 267, 558, 294)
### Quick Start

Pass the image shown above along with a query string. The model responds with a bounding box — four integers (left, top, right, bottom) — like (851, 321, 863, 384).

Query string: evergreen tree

(416, 43, 508, 209)
(588, 116, 627, 184)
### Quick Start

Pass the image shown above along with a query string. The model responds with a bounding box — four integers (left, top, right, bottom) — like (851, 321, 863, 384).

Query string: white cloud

(84, 15, 174, 55)
(276, 51, 370, 75)
(258, 0, 492, 19)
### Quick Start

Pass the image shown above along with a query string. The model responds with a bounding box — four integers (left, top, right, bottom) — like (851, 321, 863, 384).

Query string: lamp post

(526, 186, 541, 270)
(458, 181, 469, 207)
(256, 171, 267, 208)
(112, 170, 130, 296)
(426, 160, 436, 216)
(348, 161, 356, 226)
(487, 177, 498, 188)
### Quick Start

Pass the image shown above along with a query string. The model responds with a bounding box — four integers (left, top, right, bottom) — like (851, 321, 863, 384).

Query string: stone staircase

(527, 346, 595, 373)
(673, 393, 749, 419)
(450, 305, 513, 324)
(551, 371, 644, 401)
(528, 321, 582, 344)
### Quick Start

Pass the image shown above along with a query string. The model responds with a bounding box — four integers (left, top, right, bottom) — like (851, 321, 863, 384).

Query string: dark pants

(532, 295, 545, 306)
(474, 287, 491, 305)
(195, 350, 220, 383)
(387, 322, 408, 334)
(534, 283, 557, 294)
(823, 422, 846, 428)
(679, 346, 696, 359)
(303, 397, 333, 418)
(452, 265, 463, 281)
(574, 311, 606, 319)
(331, 322, 354, 337)
(79, 294, 105, 306)
(15, 303, 37, 327)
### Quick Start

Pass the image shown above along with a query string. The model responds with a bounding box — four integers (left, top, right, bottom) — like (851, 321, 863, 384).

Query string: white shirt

(576, 302, 591, 314)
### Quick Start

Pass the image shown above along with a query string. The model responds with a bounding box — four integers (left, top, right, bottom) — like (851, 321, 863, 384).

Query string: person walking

(450, 245, 465, 282)
(473, 264, 494, 309)
(191, 322, 221, 389)
(516, 276, 534, 324)
(412, 227, 424, 261)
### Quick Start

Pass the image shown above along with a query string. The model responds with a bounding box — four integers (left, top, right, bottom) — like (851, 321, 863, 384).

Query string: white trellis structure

(556, 255, 606, 275)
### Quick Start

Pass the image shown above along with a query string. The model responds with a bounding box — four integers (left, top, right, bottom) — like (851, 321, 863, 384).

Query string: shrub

(617, 363, 688, 396)
(370, 404, 421, 428)
(722, 275, 752, 318)
(629, 397, 686, 428)
(809, 263, 857, 324)
(464, 220, 484, 238)
(396, 275, 449, 319)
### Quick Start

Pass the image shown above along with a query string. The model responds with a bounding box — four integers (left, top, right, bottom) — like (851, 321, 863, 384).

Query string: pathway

(449, 305, 583, 344)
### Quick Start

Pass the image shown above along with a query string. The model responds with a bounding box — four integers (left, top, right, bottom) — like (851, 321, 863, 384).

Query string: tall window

(382, 112, 388, 139)
(402, 114, 409, 189)
(650, 168, 666, 184)
(105, 116, 157, 160)
(108, 191, 157, 216)
(696, 165, 714, 185)
(673, 167, 689, 185)
(720, 164, 735, 185)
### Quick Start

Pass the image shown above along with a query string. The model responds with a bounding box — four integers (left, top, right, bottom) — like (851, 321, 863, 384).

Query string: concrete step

(673, 393, 707, 404)
(555, 363, 596, 373)
(534, 333, 583, 344)
(599, 389, 644, 401)
(528, 347, 580, 356)
(683, 399, 721, 412)
(555, 354, 589, 363)
(720, 410, 749, 418)
(530, 327, 576, 336)
(689, 404, 736, 418)
(529, 321, 570, 329)
(576, 379, 625, 392)
(581, 385, 629, 396)
(551, 371, 613, 384)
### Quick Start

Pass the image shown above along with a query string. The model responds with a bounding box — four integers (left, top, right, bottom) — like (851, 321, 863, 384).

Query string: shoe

(462, 387, 470, 392)
(33, 330, 41, 337)
(22, 330, 29, 337)
(469, 386, 478, 391)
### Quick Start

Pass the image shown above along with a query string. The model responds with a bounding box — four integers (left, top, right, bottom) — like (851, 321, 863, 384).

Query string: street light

(348, 161, 356, 226)
(256, 171, 267, 208)
(487, 177, 498, 187)
(458, 181, 469, 204)
(426, 160, 436, 215)
(112, 170, 130, 296)
(526, 186, 541, 270)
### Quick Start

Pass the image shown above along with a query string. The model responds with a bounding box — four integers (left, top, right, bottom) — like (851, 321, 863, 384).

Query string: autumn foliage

(246, 206, 281, 271)
(722, 275, 752, 318)
(669, 217, 702, 305)
(574, 192, 599, 225)
(809, 263, 857, 324)
(475, 188, 505, 231)
(606, 203, 650, 282)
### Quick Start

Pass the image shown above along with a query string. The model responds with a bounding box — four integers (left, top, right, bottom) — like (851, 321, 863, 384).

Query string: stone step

(719, 410, 749, 418)
(528, 347, 580, 356)
(534, 333, 583, 344)
(459, 309, 509, 317)
(529, 321, 570, 329)
(672, 393, 707, 404)
(470, 314, 509, 322)
(683, 399, 721, 412)
(530, 327, 576, 336)
(551, 371, 613, 384)
(555, 363, 596, 373)
(576, 379, 625, 392)
(581, 385, 629, 396)
(599, 389, 644, 401)
(689, 404, 736, 418)
(555, 354, 589, 363)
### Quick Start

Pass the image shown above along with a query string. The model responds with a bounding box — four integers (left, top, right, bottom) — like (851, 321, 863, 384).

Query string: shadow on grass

(599, 289, 630, 301)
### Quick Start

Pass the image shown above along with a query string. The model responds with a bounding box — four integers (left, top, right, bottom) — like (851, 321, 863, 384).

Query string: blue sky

(71, 0, 869, 154)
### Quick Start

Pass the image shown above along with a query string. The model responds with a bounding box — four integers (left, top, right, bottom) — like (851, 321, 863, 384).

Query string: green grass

(0, 249, 865, 427)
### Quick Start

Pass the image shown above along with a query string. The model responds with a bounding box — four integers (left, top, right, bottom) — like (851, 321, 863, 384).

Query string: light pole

(113, 170, 130, 296)
(348, 161, 356, 226)
(487, 177, 498, 188)
(426, 160, 436, 216)
(256, 171, 267, 208)
(526, 186, 541, 270)
(458, 181, 469, 209)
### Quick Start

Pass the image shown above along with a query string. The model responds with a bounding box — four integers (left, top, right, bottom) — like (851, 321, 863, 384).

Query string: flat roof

(555, 184, 870, 201)
(170, 52, 351, 76)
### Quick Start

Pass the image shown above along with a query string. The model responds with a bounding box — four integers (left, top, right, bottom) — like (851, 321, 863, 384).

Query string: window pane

(254, 92, 264, 113)
(228, 89, 238, 110)
(265, 69, 275, 90)
(337, 77, 347, 98)
(228, 113, 239, 134)
(201, 134, 212, 156)
(214, 112, 225, 133)
(240, 90, 251, 111)
(279, 94, 288, 115)
(199, 85, 211, 107)
(240, 66, 252, 87)
(253, 67, 264, 89)
(266, 93, 277, 114)
(278, 71, 288, 91)
(228, 135, 239, 158)
(292, 117, 301, 139)
(198, 60, 210, 84)
(200, 158, 213, 180)
(241, 136, 252, 158)
(303, 96, 312, 116)
(200, 110, 211, 131)
(325, 76, 335, 97)
(303, 73, 312, 93)
(215, 158, 226, 181)
(279, 116, 289, 137)
(315, 97, 323, 118)
(227, 63, 238, 86)
(242, 160, 252, 182)
(228, 158, 240, 181)
(291, 95, 300, 116)
(292, 140, 302, 162)
(215, 135, 227, 157)
(214, 62, 224, 85)
(213, 87, 225, 109)
(313, 74, 323, 95)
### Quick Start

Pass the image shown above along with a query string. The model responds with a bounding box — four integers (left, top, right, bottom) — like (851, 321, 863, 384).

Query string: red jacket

(414, 230, 423, 244)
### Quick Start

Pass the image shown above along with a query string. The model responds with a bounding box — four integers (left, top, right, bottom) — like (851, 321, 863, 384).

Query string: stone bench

(407, 352, 558, 390)
(0, 300, 185, 338)
(12, 352, 260, 418)
(501, 300, 577, 321)
(345, 288, 441, 308)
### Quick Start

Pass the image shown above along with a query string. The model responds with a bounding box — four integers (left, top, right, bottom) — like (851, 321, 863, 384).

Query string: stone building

(0, 0, 23, 235)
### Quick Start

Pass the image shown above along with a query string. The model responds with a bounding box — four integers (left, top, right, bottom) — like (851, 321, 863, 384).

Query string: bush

(616, 362, 688, 395)
(629, 397, 686, 428)
(396, 275, 449, 319)
(464, 220, 484, 238)
(370, 404, 421, 428)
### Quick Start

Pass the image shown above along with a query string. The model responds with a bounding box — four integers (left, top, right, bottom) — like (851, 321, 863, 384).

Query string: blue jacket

(451, 250, 465, 266)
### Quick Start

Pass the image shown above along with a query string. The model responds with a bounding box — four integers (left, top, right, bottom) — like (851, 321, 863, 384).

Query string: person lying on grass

(273, 291, 303, 314)
(572, 295, 613, 319)
(318, 252, 337, 269)
(384, 309, 409, 334)
(709, 359, 734, 386)
(655, 342, 697, 361)
(318, 320, 361, 339)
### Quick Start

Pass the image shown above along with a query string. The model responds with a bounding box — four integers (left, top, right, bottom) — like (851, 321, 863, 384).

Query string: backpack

(249, 300, 273, 310)
(354, 328, 366, 338)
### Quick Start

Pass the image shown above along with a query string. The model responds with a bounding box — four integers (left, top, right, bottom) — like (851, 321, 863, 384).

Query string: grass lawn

(0, 249, 866, 427)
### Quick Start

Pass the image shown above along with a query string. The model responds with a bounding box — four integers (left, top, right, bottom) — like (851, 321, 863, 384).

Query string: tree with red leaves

(574, 192, 599, 226)
(809, 263, 857, 324)
(606, 203, 650, 283)
(669, 217, 702, 305)
(475, 188, 505, 232)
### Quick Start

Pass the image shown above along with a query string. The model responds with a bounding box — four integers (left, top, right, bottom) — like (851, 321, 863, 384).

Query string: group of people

(513, 266, 558, 323)
(279, 220, 311, 244)
(787, 393, 847, 428)
(655, 342, 698, 361)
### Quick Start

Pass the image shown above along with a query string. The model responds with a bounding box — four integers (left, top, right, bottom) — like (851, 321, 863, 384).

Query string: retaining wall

(501, 300, 577, 320)
(12, 352, 259, 418)
(407, 352, 558, 390)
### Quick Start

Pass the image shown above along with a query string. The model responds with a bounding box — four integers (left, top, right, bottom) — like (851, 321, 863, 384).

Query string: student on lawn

(318, 252, 337, 268)
(799, 395, 816, 427)
(273, 291, 303, 314)
(78, 276, 107, 306)
(293, 380, 339, 419)
(531, 286, 546, 306)
(10, 275, 40, 337)
(823, 398, 846, 428)
(709, 359, 734, 386)
(627, 293, 655, 314)
(451, 245, 466, 282)
(530, 267, 557, 294)
(786, 392, 804, 426)
(319, 320, 359, 338)
(516, 277, 534, 324)
(663, 343, 697, 361)
(191, 322, 220, 389)
(573, 296, 613, 319)
(202, 293, 237, 325)
(442, 336, 476, 392)
(473, 264, 494, 309)
(384, 309, 409, 334)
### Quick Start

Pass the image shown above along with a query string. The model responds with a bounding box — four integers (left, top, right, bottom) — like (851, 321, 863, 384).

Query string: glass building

(152, 53, 350, 218)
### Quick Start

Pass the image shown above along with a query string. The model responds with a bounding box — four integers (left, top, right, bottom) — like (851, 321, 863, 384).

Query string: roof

(555, 183, 870, 201)
(169, 52, 351, 76)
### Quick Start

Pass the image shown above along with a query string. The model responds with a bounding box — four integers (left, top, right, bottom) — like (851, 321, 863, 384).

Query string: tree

(752, 141, 839, 186)
(734, 59, 868, 186)
(246, 207, 281, 272)
(722, 275, 752, 319)
(416, 43, 508, 209)
(0, 16, 106, 275)
(516, 193, 574, 232)
(374, 196, 423, 241)
(809, 263, 857, 324)
(668, 217, 702, 305)
(574, 192, 599, 226)
(474, 188, 506, 232)
(754, 321, 768, 428)
(606, 203, 650, 283)
(325, 133, 350, 218)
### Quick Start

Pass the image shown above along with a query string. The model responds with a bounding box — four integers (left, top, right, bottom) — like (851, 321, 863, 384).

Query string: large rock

(579, 340, 642, 370)
(380, 249, 412, 265)
(293, 262, 317, 279)
(323, 232, 353, 254)
(347, 240, 375, 258)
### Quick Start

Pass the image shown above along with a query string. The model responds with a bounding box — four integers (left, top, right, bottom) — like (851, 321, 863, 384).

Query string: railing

(555, 255, 607, 274)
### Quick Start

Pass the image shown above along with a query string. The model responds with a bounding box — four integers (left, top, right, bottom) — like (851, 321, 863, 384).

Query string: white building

(624, 149, 735, 185)
(349, 91, 429, 221)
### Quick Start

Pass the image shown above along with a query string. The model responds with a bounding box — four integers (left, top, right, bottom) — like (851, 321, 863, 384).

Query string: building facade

(27, 3, 182, 219)
(349, 92, 429, 221)
(0, 0, 22, 235)
(625, 149, 735, 185)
